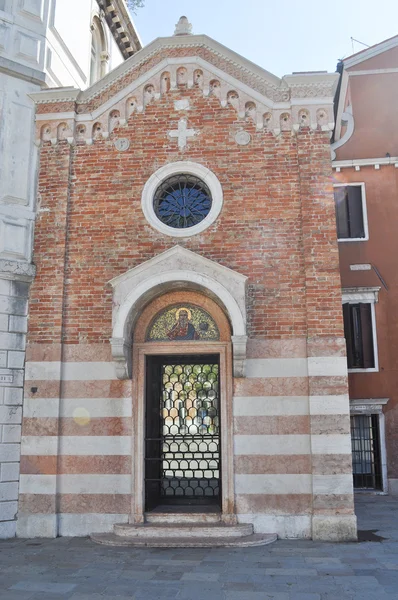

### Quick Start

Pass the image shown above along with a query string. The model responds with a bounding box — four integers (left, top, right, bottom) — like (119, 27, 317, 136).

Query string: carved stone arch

(126, 96, 138, 117)
(245, 101, 256, 121)
(280, 112, 291, 131)
(160, 71, 171, 93)
(92, 121, 103, 139)
(209, 79, 221, 98)
(298, 108, 310, 128)
(227, 90, 239, 111)
(109, 109, 120, 132)
(40, 123, 52, 142)
(193, 69, 204, 88)
(108, 246, 248, 379)
(177, 66, 188, 86)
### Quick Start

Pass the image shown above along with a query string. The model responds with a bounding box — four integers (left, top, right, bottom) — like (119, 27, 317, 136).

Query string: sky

(132, 0, 398, 77)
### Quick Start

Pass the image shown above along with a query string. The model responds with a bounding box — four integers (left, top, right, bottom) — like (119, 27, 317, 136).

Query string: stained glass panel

(153, 174, 212, 229)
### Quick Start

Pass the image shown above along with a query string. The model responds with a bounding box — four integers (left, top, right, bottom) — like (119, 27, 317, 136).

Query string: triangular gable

(31, 32, 338, 144)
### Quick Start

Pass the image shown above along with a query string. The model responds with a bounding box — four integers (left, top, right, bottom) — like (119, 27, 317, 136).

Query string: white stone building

(0, 0, 141, 538)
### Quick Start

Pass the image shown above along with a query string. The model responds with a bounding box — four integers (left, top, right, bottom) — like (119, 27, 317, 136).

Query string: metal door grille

(350, 414, 382, 490)
(145, 357, 220, 509)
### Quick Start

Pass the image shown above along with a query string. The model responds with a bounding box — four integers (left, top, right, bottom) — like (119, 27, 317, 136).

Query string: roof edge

(343, 34, 398, 69)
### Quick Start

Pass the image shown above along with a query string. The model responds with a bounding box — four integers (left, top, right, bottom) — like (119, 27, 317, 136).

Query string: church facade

(18, 18, 357, 541)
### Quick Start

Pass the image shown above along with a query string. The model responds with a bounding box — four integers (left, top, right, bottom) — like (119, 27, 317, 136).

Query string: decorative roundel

(141, 161, 223, 238)
(153, 174, 212, 230)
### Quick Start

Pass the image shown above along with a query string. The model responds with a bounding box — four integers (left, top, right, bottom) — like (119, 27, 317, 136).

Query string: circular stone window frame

(141, 161, 223, 238)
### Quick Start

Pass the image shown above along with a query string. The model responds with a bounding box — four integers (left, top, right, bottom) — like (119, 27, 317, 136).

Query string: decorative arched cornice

(30, 37, 338, 145)
(108, 246, 248, 379)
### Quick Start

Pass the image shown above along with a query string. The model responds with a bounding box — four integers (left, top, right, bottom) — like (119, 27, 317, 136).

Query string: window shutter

(343, 303, 355, 368)
(334, 187, 349, 239)
(359, 303, 375, 368)
(347, 186, 365, 238)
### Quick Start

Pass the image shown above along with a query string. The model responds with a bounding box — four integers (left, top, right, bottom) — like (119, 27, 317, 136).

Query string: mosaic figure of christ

(167, 307, 200, 340)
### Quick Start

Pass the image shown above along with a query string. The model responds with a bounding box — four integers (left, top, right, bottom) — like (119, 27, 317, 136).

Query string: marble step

(113, 522, 254, 538)
(91, 532, 277, 548)
(145, 512, 221, 524)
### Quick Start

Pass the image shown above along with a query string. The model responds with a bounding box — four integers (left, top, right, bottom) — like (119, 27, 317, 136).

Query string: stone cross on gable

(168, 118, 197, 150)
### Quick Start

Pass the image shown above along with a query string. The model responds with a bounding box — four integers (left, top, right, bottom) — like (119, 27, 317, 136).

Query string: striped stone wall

(18, 338, 356, 540)
(17, 345, 131, 537)
(234, 338, 356, 540)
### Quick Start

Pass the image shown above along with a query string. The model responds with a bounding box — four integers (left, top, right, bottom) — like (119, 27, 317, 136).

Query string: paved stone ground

(1, 496, 398, 599)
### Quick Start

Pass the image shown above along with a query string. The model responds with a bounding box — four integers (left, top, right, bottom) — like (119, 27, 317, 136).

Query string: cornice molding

(0, 259, 36, 282)
(29, 35, 338, 107)
(350, 398, 389, 414)
(96, 0, 142, 59)
(30, 50, 337, 146)
(333, 156, 398, 170)
(0, 56, 47, 87)
(342, 287, 380, 304)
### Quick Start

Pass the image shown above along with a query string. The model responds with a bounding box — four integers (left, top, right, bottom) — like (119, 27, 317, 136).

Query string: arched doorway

(131, 290, 235, 524)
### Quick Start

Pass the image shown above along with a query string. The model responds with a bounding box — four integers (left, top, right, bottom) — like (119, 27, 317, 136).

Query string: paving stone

(10, 581, 77, 593)
(2, 497, 398, 599)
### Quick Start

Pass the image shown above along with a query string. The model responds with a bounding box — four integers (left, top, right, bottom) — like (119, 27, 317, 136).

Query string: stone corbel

(232, 335, 248, 378)
(110, 337, 132, 379)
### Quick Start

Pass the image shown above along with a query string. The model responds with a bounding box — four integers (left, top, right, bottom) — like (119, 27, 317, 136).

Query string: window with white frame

(350, 398, 389, 492)
(334, 183, 368, 241)
(342, 288, 380, 372)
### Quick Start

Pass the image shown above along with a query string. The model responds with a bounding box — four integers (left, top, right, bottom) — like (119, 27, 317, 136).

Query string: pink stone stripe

(311, 415, 351, 436)
(309, 376, 348, 395)
(24, 380, 132, 398)
(234, 377, 309, 397)
(26, 344, 61, 362)
(22, 418, 131, 436)
(247, 339, 307, 359)
(236, 494, 312, 514)
(312, 455, 353, 475)
(19, 494, 130, 514)
(307, 337, 346, 357)
(235, 455, 311, 475)
(234, 416, 310, 435)
(26, 344, 112, 362)
(313, 494, 355, 514)
(20, 455, 131, 475)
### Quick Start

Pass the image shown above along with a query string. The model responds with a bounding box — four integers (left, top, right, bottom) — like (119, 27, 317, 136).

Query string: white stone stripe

(237, 514, 311, 538)
(310, 395, 349, 415)
(19, 474, 131, 494)
(234, 396, 309, 416)
(246, 358, 308, 378)
(235, 474, 312, 494)
(25, 362, 117, 381)
(20, 436, 131, 456)
(308, 357, 348, 377)
(58, 514, 128, 536)
(311, 434, 352, 455)
(234, 435, 310, 455)
(23, 398, 132, 418)
(313, 474, 354, 495)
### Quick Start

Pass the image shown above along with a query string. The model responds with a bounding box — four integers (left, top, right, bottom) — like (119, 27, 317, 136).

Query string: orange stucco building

(333, 35, 398, 494)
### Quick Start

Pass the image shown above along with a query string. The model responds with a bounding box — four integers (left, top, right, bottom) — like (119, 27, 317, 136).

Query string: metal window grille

(350, 414, 382, 490)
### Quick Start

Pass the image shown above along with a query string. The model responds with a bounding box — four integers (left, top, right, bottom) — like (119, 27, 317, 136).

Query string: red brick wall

(29, 87, 343, 345)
